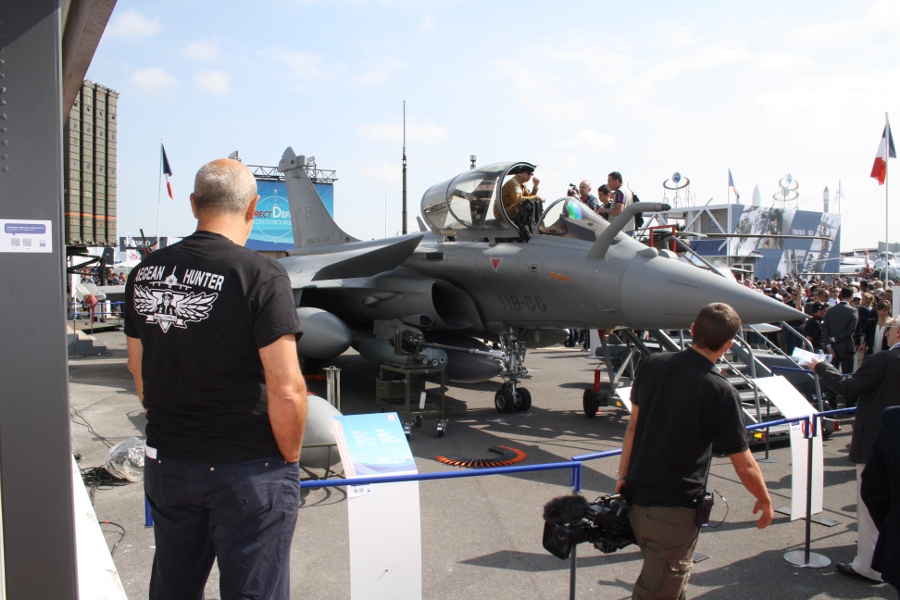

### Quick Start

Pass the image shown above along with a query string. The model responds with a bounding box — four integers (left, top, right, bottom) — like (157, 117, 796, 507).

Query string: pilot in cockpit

(494, 165, 545, 221)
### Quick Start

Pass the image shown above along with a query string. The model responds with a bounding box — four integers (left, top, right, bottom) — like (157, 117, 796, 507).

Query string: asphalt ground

(68, 329, 898, 600)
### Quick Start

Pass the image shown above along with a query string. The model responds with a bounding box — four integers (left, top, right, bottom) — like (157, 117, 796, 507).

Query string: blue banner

(247, 179, 334, 251)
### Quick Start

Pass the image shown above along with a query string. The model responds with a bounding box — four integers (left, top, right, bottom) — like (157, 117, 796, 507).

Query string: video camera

(542, 493, 635, 559)
(567, 183, 578, 197)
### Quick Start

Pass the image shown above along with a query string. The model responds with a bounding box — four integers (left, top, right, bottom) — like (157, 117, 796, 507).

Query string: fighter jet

(277, 147, 804, 413)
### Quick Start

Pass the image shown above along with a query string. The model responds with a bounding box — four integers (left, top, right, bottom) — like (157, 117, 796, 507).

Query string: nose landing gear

(493, 329, 532, 413)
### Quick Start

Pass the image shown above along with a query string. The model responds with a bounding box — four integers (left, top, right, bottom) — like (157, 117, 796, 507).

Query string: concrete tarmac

(68, 329, 898, 599)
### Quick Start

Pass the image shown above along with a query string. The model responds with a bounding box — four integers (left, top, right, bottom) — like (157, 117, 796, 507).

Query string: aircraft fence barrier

(137, 366, 859, 598)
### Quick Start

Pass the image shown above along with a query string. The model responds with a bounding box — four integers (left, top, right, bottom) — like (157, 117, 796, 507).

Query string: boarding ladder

(582, 232, 830, 441)
(584, 325, 831, 443)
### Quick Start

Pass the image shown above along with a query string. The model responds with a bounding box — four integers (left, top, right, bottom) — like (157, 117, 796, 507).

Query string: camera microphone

(543, 494, 589, 524)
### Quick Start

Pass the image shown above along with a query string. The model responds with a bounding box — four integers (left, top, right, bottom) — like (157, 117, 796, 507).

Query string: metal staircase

(584, 323, 831, 444)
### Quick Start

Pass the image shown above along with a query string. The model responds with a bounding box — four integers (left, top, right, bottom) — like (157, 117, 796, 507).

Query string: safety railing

(140, 366, 856, 598)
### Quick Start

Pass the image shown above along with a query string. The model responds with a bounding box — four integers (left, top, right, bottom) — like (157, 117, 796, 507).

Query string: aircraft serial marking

(498, 294, 547, 312)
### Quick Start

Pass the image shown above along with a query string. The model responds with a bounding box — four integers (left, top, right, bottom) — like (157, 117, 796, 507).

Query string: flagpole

(885, 113, 890, 264)
(156, 140, 163, 251)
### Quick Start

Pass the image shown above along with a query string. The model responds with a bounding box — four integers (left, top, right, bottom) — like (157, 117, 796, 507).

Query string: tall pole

(156, 140, 163, 250)
(402, 101, 408, 235)
(885, 113, 890, 261)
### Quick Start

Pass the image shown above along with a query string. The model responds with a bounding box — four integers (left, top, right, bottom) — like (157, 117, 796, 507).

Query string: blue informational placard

(247, 179, 334, 251)
(332, 413, 417, 477)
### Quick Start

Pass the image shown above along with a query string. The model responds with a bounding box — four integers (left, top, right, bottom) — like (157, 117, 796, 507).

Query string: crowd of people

(739, 272, 896, 367)
(726, 272, 900, 589)
(79, 266, 127, 286)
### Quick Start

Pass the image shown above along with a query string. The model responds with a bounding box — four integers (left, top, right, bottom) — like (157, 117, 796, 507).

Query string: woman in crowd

(868, 299, 893, 355)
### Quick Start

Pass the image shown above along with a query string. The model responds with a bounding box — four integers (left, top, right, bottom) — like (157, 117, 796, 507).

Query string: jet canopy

(421, 162, 532, 239)
(420, 162, 616, 243)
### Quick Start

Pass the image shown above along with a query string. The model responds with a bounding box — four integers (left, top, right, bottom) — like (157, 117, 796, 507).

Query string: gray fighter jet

(278, 147, 804, 413)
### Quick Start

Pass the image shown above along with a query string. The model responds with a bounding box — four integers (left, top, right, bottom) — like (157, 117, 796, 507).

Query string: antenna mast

(402, 101, 408, 235)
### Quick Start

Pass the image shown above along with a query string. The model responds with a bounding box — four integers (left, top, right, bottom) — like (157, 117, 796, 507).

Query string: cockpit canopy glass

(421, 162, 532, 234)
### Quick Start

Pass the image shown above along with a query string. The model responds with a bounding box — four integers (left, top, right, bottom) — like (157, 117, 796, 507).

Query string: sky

(85, 0, 900, 252)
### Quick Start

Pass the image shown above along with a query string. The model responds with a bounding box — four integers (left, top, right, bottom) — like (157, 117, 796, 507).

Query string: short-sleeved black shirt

(625, 348, 749, 507)
(124, 231, 303, 463)
(802, 317, 824, 352)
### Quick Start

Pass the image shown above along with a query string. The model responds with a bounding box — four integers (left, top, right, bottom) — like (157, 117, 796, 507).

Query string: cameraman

(616, 303, 773, 599)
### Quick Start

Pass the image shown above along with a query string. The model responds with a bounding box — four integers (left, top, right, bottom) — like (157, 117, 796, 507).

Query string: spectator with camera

(566, 180, 601, 214)
(598, 171, 635, 233)
(616, 303, 773, 599)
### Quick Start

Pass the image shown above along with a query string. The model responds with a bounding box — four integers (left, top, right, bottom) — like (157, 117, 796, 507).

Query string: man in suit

(811, 315, 900, 583)
(822, 287, 858, 376)
(861, 406, 900, 591)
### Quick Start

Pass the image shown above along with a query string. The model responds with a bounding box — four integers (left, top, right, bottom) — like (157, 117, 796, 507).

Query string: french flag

(162, 143, 174, 199)
(728, 168, 740, 202)
(870, 121, 895, 185)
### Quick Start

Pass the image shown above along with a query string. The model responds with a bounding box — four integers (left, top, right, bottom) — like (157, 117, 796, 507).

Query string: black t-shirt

(625, 348, 749, 507)
(124, 231, 303, 462)
(802, 318, 824, 352)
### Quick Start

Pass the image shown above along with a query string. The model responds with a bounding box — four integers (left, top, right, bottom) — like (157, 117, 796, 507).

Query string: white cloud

(863, 0, 900, 35)
(194, 70, 230, 94)
(420, 16, 434, 32)
(752, 52, 812, 72)
(652, 22, 701, 49)
(357, 118, 448, 144)
(354, 70, 391, 86)
(106, 9, 162, 41)
(353, 59, 408, 87)
(186, 40, 221, 61)
(359, 163, 401, 186)
(129, 67, 178, 94)
(271, 49, 347, 81)
(553, 129, 616, 151)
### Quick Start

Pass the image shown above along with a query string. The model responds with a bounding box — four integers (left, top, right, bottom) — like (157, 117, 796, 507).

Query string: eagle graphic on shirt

(132, 266, 220, 333)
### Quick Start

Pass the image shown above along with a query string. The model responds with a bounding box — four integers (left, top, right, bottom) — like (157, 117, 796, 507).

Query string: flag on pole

(834, 180, 844, 206)
(870, 121, 895, 185)
(728, 168, 740, 202)
(161, 144, 174, 199)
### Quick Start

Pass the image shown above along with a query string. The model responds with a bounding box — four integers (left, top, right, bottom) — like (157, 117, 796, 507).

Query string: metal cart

(376, 364, 447, 437)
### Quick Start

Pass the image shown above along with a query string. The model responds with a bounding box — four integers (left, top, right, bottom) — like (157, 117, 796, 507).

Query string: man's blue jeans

(145, 455, 301, 600)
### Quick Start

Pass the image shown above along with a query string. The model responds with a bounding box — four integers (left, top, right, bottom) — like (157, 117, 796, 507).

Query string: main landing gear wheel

(583, 389, 600, 418)
(495, 386, 515, 413)
(514, 387, 532, 412)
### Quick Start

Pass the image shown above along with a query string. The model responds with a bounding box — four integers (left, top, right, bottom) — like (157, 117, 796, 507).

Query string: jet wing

(280, 233, 425, 287)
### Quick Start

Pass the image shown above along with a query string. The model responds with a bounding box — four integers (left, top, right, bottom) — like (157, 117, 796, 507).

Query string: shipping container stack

(64, 80, 118, 248)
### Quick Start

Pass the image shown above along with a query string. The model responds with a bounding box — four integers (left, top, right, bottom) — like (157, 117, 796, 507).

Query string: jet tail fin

(279, 147, 358, 248)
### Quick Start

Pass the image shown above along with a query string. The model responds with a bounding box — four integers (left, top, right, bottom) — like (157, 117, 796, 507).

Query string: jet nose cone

(620, 255, 806, 328)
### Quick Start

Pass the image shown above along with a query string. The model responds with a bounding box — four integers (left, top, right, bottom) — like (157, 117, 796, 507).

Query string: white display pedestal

(753, 376, 824, 521)
(332, 413, 422, 599)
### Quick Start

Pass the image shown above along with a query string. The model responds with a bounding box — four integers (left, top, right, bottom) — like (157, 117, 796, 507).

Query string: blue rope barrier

(299, 460, 582, 489)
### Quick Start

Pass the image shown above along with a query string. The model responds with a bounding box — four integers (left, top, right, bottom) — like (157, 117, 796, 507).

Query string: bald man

(125, 158, 307, 599)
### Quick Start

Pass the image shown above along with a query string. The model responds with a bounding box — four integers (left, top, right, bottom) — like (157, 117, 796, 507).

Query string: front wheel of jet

(583, 389, 600, 418)
(495, 387, 515, 413)
(514, 388, 532, 412)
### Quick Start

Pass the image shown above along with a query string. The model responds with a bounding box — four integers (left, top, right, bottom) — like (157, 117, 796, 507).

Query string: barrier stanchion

(783, 415, 831, 568)
(568, 450, 618, 600)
